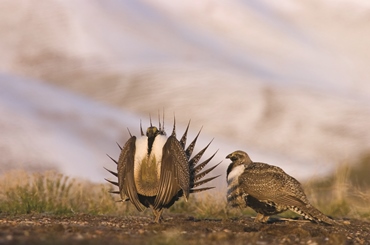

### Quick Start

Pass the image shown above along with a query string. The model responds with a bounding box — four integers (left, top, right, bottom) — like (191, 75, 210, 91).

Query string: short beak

(226, 153, 232, 159)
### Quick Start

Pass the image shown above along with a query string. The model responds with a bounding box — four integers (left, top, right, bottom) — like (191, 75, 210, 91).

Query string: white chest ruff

(227, 165, 245, 185)
(149, 135, 167, 169)
(134, 137, 148, 166)
(134, 135, 167, 171)
(227, 165, 245, 205)
(134, 135, 167, 195)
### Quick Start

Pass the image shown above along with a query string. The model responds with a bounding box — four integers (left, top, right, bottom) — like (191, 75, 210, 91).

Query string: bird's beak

(226, 153, 232, 159)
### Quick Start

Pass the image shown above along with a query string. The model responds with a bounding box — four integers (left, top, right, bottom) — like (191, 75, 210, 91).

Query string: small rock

(306, 240, 318, 245)
(74, 233, 84, 240)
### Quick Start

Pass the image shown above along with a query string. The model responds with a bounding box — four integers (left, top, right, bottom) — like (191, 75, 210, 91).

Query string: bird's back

(239, 162, 310, 209)
(241, 162, 336, 224)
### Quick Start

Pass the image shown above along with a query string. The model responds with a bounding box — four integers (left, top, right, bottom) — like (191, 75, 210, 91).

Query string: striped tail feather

(193, 162, 221, 182)
(191, 149, 217, 172)
(104, 167, 118, 177)
(192, 175, 220, 188)
(193, 155, 219, 176)
(116, 142, 123, 150)
(180, 120, 191, 149)
(182, 126, 219, 194)
(289, 204, 337, 225)
(104, 155, 119, 189)
(104, 178, 118, 187)
(105, 162, 130, 202)
(189, 159, 220, 193)
(184, 128, 202, 158)
(106, 154, 118, 165)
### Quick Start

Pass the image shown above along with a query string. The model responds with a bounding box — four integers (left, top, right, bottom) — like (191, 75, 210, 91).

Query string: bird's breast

(227, 165, 245, 185)
(134, 135, 167, 196)
(226, 165, 245, 207)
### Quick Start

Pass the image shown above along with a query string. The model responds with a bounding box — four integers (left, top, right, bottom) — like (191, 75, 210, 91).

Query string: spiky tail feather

(289, 205, 337, 225)
(179, 123, 219, 194)
(105, 120, 220, 199)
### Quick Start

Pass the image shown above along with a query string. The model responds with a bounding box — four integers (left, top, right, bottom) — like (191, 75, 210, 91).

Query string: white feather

(150, 135, 167, 177)
(134, 136, 148, 167)
(227, 165, 246, 207)
(133, 134, 168, 195)
(227, 165, 245, 184)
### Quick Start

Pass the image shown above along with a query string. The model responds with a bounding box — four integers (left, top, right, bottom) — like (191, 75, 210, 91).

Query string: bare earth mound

(0, 214, 369, 244)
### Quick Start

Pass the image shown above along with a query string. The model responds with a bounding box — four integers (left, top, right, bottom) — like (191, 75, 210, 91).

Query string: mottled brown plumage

(226, 150, 336, 225)
(105, 117, 220, 222)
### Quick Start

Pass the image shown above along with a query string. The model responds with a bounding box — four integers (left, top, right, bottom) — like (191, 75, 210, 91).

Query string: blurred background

(1, 0, 370, 191)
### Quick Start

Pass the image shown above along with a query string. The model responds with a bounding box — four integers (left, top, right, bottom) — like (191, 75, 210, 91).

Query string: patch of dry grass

(306, 153, 370, 220)
(1, 153, 370, 221)
(305, 159, 370, 220)
(0, 170, 138, 215)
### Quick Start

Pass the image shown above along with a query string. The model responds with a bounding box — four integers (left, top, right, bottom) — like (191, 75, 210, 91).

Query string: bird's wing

(117, 136, 145, 211)
(154, 135, 190, 209)
(239, 166, 307, 207)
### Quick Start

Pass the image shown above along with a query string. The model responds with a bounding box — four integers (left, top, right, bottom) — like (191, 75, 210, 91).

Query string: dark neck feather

(147, 135, 156, 156)
(226, 162, 235, 177)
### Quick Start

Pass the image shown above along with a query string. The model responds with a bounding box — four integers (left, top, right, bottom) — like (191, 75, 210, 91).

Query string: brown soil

(0, 214, 369, 245)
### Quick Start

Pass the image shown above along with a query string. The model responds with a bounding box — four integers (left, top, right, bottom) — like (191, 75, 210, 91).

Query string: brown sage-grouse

(105, 116, 220, 223)
(226, 150, 336, 225)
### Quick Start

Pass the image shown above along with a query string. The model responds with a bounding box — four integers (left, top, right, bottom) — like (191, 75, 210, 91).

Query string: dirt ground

(0, 214, 369, 245)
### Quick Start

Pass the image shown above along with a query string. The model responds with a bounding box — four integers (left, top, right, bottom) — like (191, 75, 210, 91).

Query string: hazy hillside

(0, 74, 143, 182)
(1, 0, 370, 186)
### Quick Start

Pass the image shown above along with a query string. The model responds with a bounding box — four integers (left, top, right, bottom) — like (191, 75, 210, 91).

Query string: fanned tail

(105, 116, 220, 213)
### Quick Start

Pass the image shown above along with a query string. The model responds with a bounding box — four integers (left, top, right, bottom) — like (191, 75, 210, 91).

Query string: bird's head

(146, 126, 160, 139)
(226, 150, 252, 166)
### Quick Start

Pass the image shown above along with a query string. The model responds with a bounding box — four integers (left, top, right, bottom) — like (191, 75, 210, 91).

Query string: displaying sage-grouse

(105, 117, 220, 222)
(226, 150, 336, 225)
